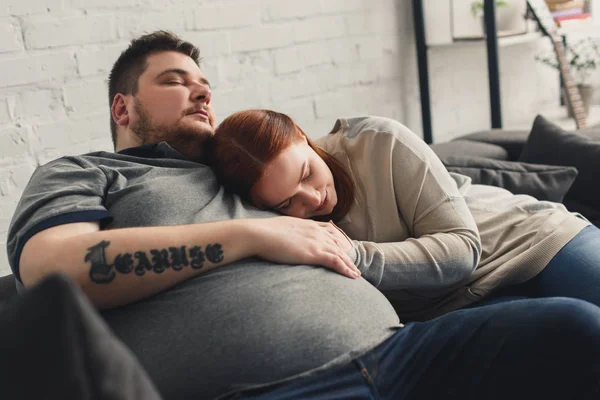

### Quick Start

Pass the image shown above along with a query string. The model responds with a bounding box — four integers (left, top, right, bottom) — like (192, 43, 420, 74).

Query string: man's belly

(102, 260, 400, 399)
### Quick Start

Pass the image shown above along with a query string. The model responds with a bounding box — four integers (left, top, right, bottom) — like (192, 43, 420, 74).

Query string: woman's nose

(301, 188, 321, 209)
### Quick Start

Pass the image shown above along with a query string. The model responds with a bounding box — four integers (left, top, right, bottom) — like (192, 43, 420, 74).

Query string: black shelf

(413, 0, 503, 143)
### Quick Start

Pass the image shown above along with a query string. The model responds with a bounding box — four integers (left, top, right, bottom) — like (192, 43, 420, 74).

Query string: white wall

(0, 0, 408, 277)
(402, 0, 600, 143)
(1, 0, 594, 278)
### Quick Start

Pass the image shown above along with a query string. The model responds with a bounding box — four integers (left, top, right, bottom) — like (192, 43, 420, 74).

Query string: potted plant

(535, 37, 600, 116)
(470, 0, 509, 18)
(470, 1, 509, 35)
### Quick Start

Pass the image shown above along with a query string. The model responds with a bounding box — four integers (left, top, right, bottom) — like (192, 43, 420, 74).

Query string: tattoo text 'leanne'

(86, 240, 224, 283)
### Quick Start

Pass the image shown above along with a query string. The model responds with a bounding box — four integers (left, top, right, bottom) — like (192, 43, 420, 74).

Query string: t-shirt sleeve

(7, 157, 112, 283)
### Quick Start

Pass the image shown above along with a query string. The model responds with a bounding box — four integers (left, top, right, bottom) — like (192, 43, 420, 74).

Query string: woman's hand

(207, 103, 217, 129)
(247, 217, 360, 279)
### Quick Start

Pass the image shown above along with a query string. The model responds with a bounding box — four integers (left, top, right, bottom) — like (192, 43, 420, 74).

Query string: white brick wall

(401, 1, 600, 142)
(23, 14, 118, 49)
(0, 17, 24, 53)
(0, 0, 408, 278)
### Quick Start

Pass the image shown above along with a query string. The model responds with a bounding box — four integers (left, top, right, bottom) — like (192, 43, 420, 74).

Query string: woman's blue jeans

(232, 297, 600, 400)
(231, 226, 600, 399)
(490, 224, 600, 307)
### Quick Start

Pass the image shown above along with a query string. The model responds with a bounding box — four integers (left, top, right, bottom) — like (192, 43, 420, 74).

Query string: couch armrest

(430, 140, 510, 161)
(0, 274, 17, 303)
(452, 130, 530, 161)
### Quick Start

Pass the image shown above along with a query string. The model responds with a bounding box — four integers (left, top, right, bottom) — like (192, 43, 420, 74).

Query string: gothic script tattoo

(85, 241, 225, 284)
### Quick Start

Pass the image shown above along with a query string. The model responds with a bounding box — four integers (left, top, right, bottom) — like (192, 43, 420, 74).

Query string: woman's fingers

(318, 225, 350, 251)
(255, 216, 360, 278)
(342, 253, 361, 277)
(319, 247, 360, 278)
(320, 253, 357, 278)
(326, 223, 352, 252)
(312, 223, 358, 277)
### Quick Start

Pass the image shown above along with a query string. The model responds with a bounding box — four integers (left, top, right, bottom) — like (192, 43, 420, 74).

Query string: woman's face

(251, 138, 338, 219)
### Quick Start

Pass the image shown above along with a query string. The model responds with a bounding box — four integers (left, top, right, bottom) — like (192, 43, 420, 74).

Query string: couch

(431, 115, 600, 228)
(0, 115, 599, 304)
(0, 114, 599, 398)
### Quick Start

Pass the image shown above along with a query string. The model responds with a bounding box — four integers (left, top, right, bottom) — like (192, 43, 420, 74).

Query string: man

(7, 31, 600, 399)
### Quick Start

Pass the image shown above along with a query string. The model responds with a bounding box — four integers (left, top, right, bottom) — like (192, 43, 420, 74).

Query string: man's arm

(20, 217, 360, 310)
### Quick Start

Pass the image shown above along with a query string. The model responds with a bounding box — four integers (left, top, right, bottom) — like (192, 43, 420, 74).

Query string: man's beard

(130, 98, 212, 161)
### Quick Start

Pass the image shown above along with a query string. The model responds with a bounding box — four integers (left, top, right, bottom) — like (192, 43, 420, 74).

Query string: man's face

(128, 51, 214, 159)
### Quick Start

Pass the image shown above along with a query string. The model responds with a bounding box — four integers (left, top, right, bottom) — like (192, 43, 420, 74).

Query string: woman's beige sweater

(316, 116, 589, 320)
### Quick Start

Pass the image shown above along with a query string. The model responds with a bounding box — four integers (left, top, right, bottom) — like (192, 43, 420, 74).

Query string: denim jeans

(233, 297, 600, 400)
(491, 224, 600, 307)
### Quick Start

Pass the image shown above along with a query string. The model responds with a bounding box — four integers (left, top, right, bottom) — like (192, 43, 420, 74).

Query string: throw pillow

(519, 115, 600, 208)
(442, 156, 578, 203)
(0, 274, 162, 400)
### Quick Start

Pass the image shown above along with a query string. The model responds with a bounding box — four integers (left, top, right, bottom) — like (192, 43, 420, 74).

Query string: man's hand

(248, 217, 360, 279)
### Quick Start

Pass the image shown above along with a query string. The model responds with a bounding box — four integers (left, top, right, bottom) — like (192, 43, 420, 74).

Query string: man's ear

(111, 94, 130, 126)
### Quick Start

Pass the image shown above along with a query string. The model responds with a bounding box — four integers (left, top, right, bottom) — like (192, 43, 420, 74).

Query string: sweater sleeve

(343, 117, 481, 291)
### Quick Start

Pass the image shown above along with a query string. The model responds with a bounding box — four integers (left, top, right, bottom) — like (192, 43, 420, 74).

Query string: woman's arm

(337, 117, 481, 290)
(349, 209, 481, 291)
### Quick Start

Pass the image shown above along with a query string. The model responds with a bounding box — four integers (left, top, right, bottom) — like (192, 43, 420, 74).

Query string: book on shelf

(551, 7, 585, 17)
(555, 12, 593, 26)
(547, 1, 586, 11)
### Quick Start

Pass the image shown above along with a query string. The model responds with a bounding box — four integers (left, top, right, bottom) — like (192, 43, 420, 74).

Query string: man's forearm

(20, 220, 255, 309)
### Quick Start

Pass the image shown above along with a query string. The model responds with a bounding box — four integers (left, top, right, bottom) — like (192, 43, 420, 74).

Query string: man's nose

(191, 82, 212, 104)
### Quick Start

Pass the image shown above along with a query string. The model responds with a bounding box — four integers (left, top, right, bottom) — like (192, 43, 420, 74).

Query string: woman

(209, 110, 597, 320)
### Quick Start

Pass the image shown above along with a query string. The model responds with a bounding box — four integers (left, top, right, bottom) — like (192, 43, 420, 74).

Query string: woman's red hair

(208, 109, 355, 222)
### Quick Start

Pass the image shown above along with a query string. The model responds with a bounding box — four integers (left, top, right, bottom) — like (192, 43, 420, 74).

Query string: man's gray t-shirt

(7, 142, 400, 399)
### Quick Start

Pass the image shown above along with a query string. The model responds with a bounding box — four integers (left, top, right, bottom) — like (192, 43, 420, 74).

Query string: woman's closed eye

(277, 199, 292, 211)
(302, 167, 312, 182)
(276, 167, 312, 211)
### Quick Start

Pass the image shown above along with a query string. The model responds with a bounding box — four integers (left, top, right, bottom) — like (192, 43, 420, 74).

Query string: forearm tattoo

(85, 240, 224, 284)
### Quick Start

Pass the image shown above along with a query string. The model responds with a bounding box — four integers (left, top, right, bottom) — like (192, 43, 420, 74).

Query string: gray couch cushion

(442, 156, 578, 203)
(430, 140, 509, 161)
(519, 115, 600, 210)
(455, 130, 530, 161)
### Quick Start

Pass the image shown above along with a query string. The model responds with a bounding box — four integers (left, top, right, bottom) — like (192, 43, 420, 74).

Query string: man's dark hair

(108, 31, 201, 148)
